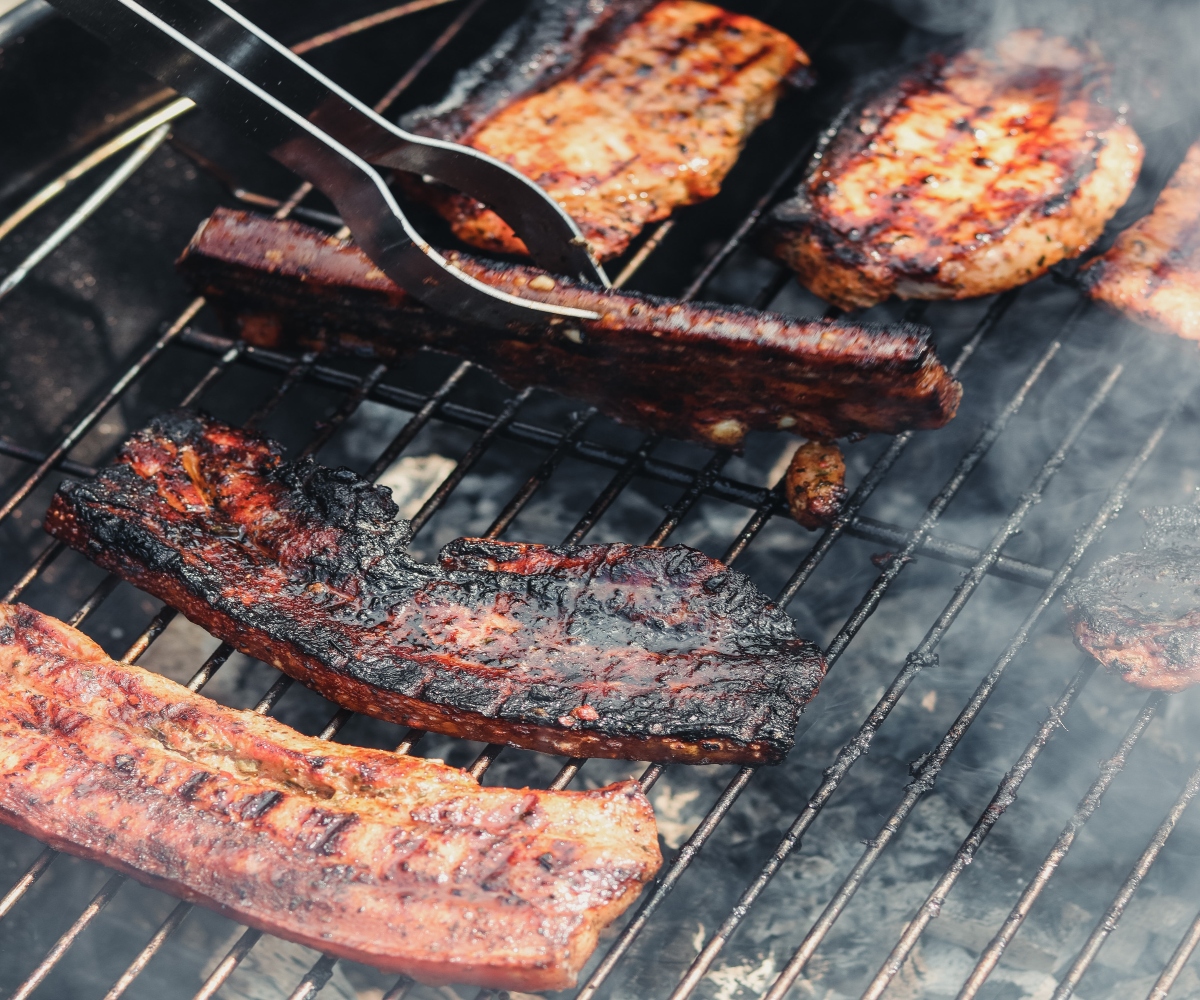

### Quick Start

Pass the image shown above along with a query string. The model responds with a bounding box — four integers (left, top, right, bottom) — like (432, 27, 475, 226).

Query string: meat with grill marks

(0, 603, 660, 992)
(1082, 140, 1200, 341)
(400, 0, 808, 261)
(1064, 505, 1200, 691)
(765, 30, 1143, 310)
(178, 208, 962, 450)
(45, 411, 827, 765)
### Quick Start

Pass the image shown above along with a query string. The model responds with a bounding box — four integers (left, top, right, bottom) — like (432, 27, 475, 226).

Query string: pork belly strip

(400, 0, 807, 260)
(45, 411, 825, 765)
(177, 208, 962, 449)
(1064, 506, 1200, 692)
(0, 603, 660, 991)
(766, 30, 1142, 309)
(1081, 141, 1200, 341)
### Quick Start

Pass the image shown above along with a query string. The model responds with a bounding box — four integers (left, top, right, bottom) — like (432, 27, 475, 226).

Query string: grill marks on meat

(766, 30, 1143, 310)
(1082, 140, 1200, 340)
(1064, 506, 1200, 692)
(45, 411, 826, 765)
(178, 208, 962, 449)
(402, 0, 807, 261)
(0, 604, 660, 991)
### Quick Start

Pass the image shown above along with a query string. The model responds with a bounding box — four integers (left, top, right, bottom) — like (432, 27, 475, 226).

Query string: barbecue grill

(3, 1, 1200, 998)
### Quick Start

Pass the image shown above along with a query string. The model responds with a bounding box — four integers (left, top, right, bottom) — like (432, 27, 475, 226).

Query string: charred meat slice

(0, 603, 660, 992)
(1064, 505, 1200, 692)
(178, 208, 962, 450)
(45, 411, 827, 765)
(401, 0, 807, 260)
(766, 30, 1143, 310)
(784, 440, 847, 530)
(1082, 140, 1200, 340)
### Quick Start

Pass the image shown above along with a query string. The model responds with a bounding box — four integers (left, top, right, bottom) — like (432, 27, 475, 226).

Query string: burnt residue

(44, 410, 827, 764)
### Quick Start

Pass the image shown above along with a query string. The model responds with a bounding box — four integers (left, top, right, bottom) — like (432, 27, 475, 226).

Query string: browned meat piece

(0, 603, 660, 992)
(784, 440, 846, 530)
(1081, 140, 1200, 340)
(765, 30, 1143, 310)
(1064, 505, 1200, 692)
(401, 0, 807, 260)
(45, 411, 827, 765)
(178, 208, 962, 450)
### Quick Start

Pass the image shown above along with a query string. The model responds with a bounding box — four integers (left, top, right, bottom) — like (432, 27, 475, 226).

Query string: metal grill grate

(2, 2, 1200, 999)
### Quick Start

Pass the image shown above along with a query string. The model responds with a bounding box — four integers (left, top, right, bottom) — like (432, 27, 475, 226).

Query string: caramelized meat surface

(784, 440, 847, 530)
(1064, 506, 1200, 692)
(179, 209, 962, 449)
(45, 411, 826, 765)
(0, 603, 659, 992)
(402, 0, 806, 260)
(766, 30, 1142, 309)
(1082, 141, 1200, 340)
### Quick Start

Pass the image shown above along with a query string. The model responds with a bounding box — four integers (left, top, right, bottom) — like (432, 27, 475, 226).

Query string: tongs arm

(45, 0, 610, 329)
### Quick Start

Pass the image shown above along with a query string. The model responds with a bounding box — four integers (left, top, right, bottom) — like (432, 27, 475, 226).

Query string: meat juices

(1065, 505, 1200, 692)
(178, 208, 963, 450)
(402, 0, 808, 260)
(46, 411, 827, 765)
(766, 30, 1143, 310)
(0, 604, 660, 991)
(1082, 140, 1200, 340)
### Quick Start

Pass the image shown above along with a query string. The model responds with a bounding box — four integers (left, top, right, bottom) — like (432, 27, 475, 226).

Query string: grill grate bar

(958, 692, 1166, 999)
(1049, 762, 1200, 1000)
(178, 342, 247, 409)
(758, 362, 1129, 1000)
(562, 433, 663, 546)
(1147, 903, 1200, 1000)
(646, 449, 732, 548)
(300, 362, 391, 459)
(364, 361, 474, 481)
(0, 438, 97, 477)
(858, 381, 1191, 1000)
(2, 540, 65, 605)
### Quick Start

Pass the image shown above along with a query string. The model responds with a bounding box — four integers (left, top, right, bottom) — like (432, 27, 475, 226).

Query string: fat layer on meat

(402, 0, 807, 260)
(45, 411, 827, 765)
(1082, 140, 1200, 340)
(0, 603, 660, 992)
(766, 30, 1142, 309)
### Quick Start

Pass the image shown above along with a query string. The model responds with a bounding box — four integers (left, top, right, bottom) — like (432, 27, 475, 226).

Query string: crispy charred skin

(0, 604, 660, 992)
(178, 208, 962, 449)
(784, 440, 846, 530)
(401, 0, 807, 261)
(766, 30, 1143, 310)
(1064, 506, 1200, 692)
(45, 411, 826, 765)
(1082, 141, 1200, 340)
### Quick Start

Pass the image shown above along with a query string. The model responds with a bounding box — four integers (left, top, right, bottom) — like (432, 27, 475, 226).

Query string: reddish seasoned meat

(784, 440, 847, 530)
(402, 0, 807, 260)
(1064, 505, 1200, 692)
(177, 208, 962, 450)
(766, 30, 1143, 309)
(45, 411, 826, 765)
(1082, 141, 1200, 340)
(0, 603, 660, 992)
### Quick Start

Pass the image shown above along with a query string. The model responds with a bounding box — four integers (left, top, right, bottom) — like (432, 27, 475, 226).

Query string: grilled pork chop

(1064, 505, 1200, 691)
(178, 208, 962, 449)
(766, 30, 1143, 310)
(0, 603, 660, 991)
(1082, 140, 1200, 340)
(401, 0, 807, 260)
(45, 411, 826, 765)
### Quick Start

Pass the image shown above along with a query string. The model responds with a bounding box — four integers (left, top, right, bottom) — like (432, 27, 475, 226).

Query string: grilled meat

(1082, 140, 1200, 340)
(766, 30, 1143, 310)
(179, 208, 962, 450)
(401, 0, 808, 261)
(0, 603, 660, 991)
(45, 411, 827, 765)
(784, 440, 846, 530)
(1064, 505, 1200, 691)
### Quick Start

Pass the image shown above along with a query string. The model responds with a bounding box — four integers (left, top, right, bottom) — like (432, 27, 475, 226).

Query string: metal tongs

(45, 0, 610, 328)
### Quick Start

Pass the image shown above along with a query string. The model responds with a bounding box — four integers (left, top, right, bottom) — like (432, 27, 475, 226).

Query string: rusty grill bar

(2, 2, 1200, 999)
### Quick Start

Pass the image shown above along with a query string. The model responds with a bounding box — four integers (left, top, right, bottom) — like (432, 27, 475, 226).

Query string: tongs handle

(45, 0, 611, 328)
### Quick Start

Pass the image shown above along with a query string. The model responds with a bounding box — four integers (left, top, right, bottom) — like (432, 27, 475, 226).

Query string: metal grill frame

(1, 3, 1199, 1000)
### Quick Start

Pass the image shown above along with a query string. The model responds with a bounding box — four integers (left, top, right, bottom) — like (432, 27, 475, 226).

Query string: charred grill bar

(2, 2, 1200, 1000)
